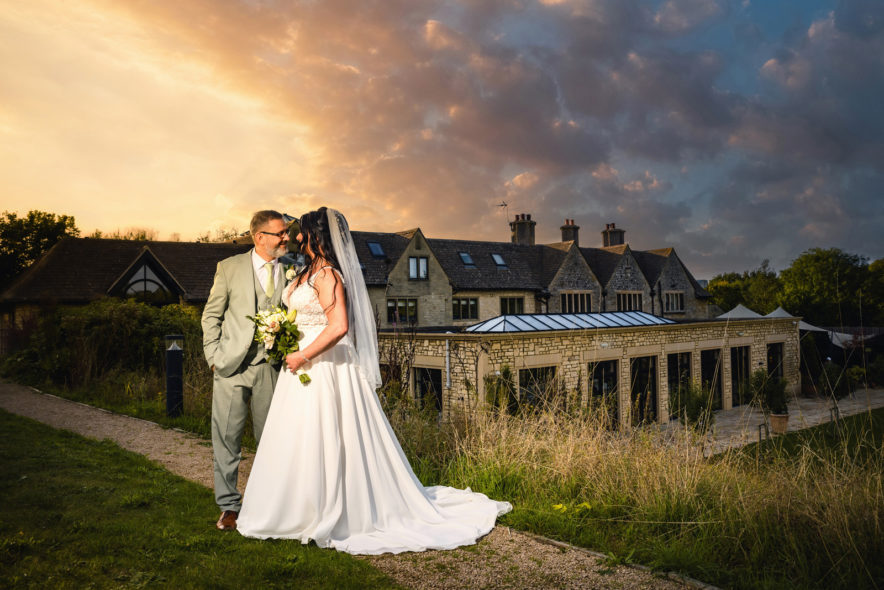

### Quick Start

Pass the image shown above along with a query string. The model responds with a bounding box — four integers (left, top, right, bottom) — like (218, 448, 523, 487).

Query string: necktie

(264, 262, 275, 298)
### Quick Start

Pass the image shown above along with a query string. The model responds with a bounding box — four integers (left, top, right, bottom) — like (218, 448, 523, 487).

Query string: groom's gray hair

(250, 210, 284, 238)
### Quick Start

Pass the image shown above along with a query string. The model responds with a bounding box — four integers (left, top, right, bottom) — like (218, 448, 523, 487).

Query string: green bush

(1, 298, 212, 414)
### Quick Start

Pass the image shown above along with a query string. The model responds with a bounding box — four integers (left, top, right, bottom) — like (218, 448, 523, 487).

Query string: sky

(1, 0, 882, 278)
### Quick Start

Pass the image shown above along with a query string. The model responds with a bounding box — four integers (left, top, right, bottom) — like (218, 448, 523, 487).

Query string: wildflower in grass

(552, 503, 567, 513)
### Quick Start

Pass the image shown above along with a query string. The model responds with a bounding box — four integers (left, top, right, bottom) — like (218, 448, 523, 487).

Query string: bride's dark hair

(295, 207, 342, 311)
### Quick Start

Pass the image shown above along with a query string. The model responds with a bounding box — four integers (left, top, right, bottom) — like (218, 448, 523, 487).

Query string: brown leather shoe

(216, 510, 238, 531)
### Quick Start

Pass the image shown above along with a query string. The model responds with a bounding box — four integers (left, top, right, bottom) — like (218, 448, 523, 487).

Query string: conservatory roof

(464, 311, 677, 333)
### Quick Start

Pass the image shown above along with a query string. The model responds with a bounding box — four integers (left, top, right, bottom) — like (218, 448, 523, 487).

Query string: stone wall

(603, 250, 651, 312)
(375, 231, 452, 329)
(379, 317, 800, 425)
(655, 255, 711, 320)
(547, 247, 602, 313)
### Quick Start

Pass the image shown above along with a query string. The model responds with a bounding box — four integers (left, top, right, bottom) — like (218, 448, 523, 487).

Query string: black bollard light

(165, 334, 184, 417)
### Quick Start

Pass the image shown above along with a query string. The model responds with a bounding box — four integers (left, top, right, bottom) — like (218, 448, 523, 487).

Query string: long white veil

(327, 208, 382, 389)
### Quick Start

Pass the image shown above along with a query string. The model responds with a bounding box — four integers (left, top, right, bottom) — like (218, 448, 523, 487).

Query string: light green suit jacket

(201, 250, 285, 378)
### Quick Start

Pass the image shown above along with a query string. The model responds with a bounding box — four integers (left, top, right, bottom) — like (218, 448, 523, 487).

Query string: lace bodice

(285, 280, 328, 328)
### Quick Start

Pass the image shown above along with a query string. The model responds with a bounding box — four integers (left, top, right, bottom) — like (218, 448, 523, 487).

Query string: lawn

(0, 409, 400, 589)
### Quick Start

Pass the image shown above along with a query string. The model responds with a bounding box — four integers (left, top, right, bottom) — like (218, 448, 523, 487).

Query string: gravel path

(0, 381, 708, 590)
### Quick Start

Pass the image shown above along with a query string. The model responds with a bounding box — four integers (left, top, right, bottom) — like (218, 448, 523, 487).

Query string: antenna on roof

(497, 201, 509, 221)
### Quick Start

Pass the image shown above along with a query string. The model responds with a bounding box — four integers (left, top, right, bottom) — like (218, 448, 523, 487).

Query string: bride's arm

(284, 267, 348, 372)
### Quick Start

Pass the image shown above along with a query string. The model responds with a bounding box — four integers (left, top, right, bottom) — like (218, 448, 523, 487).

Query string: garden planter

(769, 413, 789, 435)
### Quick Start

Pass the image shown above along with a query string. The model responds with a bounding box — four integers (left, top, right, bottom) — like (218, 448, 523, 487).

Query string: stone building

(379, 313, 800, 427)
(353, 216, 713, 330)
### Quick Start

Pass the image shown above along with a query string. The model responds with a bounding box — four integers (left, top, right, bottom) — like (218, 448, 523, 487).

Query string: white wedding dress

(237, 274, 512, 554)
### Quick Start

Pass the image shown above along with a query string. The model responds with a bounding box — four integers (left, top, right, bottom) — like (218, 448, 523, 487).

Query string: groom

(201, 210, 291, 531)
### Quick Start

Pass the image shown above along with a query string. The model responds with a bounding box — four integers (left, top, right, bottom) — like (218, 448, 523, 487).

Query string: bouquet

(247, 306, 311, 384)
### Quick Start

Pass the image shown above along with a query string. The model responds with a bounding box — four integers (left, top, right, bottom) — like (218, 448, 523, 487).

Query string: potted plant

(750, 369, 789, 435)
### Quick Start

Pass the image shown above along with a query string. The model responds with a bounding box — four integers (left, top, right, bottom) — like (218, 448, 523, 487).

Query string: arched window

(124, 264, 174, 302)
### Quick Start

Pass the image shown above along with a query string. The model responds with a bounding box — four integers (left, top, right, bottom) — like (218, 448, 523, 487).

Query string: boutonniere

(285, 265, 296, 282)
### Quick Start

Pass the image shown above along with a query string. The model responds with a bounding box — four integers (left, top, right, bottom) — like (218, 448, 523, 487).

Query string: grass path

(0, 409, 400, 589)
(0, 381, 697, 590)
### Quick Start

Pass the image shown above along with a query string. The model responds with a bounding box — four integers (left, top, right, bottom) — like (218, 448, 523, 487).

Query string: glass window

(519, 366, 558, 410)
(458, 252, 476, 268)
(408, 256, 428, 280)
(500, 297, 524, 315)
(452, 297, 478, 320)
(667, 352, 692, 419)
(731, 346, 751, 406)
(491, 253, 507, 268)
(767, 342, 784, 380)
(630, 356, 657, 425)
(664, 291, 685, 313)
(367, 241, 385, 258)
(616, 291, 642, 312)
(701, 349, 723, 410)
(386, 298, 418, 323)
(125, 264, 167, 295)
(414, 367, 443, 415)
(560, 291, 591, 313)
(589, 360, 619, 427)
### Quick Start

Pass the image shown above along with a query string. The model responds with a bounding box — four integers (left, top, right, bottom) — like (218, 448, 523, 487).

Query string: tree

(707, 272, 743, 313)
(0, 210, 80, 284)
(743, 260, 782, 314)
(90, 227, 159, 241)
(779, 248, 868, 326)
(864, 258, 884, 326)
(196, 227, 242, 243)
(707, 260, 782, 314)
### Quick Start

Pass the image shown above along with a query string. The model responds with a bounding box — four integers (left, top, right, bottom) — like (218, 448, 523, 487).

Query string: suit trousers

(211, 360, 278, 512)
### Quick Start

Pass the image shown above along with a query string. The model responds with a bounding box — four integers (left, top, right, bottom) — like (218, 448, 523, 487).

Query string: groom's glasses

(257, 229, 289, 239)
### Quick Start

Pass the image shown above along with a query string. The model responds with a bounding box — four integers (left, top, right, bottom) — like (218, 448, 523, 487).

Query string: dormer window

(367, 241, 385, 258)
(459, 252, 476, 268)
(125, 264, 168, 296)
(491, 253, 507, 268)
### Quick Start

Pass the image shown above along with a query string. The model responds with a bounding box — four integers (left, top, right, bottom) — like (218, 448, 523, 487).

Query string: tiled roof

(539, 243, 571, 286)
(2, 231, 710, 307)
(426, 238, 546, 291)
(631, 249, 669, 286)
(350, 231, 410, 286)
(0, 238, 250, 304)
(579, 246, 625, 286)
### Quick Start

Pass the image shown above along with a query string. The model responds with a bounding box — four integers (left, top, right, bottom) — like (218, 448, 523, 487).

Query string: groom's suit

(202, 249, 286, 513)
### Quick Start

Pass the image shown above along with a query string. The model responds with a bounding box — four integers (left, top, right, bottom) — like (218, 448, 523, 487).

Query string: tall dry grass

(388, 399, 883, 590)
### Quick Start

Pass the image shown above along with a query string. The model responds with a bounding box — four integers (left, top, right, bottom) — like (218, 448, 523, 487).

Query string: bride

(236, 207, 511, 554)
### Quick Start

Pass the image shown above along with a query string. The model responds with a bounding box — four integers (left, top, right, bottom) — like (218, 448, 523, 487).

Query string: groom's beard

(269, 244, 288, 259)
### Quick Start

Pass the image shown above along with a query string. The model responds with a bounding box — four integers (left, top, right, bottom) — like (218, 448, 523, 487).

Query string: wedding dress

(236, 272, 512, 554)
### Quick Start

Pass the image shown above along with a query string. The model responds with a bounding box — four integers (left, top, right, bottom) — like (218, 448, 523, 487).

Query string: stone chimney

(601, 222, 625, 247)
(560, 218, 580, 246)
(510, 213, 536, 246)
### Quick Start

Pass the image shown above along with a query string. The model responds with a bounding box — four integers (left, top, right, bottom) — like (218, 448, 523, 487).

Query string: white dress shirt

(251, 249, 280, 295)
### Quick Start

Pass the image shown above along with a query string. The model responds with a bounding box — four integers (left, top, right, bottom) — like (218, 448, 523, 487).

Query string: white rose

(285, 267, 296, 281)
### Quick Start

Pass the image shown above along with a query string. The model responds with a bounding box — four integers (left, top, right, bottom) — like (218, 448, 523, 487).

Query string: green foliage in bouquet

(246, 306, 310, 384)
